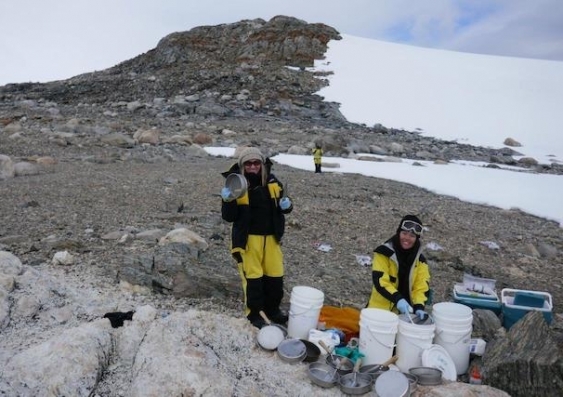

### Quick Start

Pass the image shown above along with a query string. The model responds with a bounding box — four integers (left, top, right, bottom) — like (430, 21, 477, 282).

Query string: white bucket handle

(289, 304, 322, 317)
(367, 326, 397, 349)
(399, 333, 433, 349)
(435, 329, 471, 344)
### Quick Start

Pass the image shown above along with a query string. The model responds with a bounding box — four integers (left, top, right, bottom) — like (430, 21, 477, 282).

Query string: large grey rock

(0, 154, 15, 180)
(416, 383, 510, 396)
(0, 251, 24, 276)
(483, 311, 563, 396)
(0, 295, 9, 329)
(1, 320, 112, 397)
(128, 311, 234, 396)
(13, 161, 40, 176)
(472, 309, 503, 342)
(119, 243, 240, 298)
(114, 305, 158, 366)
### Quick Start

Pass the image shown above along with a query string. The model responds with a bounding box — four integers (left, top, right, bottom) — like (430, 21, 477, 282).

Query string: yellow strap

(236, 191, 249, 205)
(268, 182, 281, 199)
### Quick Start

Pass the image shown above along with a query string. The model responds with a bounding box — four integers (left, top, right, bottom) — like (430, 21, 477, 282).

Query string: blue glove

(397, 299, 413, 315)
(220, 187, 233, 202)
(415, 310, 427, 320)
(279, 197, 292, 210)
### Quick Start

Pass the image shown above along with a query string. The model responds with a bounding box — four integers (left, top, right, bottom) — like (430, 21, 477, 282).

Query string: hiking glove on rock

(279, 197, 292, 210)
(397, 299, 413, 314)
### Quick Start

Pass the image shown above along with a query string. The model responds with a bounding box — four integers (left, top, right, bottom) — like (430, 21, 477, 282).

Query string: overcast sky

(1, 0, 563, 85)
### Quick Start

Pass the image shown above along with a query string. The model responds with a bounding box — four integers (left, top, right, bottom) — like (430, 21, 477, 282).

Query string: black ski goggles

(400, 220, 423, 236)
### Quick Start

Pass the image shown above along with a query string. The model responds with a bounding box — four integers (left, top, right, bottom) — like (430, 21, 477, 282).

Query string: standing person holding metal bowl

(367, 215, 431, 319)
(220, 147, 293, 329)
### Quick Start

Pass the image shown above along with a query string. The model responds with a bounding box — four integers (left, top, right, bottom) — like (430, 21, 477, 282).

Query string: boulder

(472, 309, 503, 342)
(119, 243, 240, 299)
(483, 311, 563, 396)
(0, 154, 15, 180)
(1, 320, 112, 397)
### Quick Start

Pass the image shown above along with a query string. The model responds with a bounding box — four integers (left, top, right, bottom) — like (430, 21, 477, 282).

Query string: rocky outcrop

(1, 320, 112, 397)
(1, 16, 343, 124)
(483, 311, 563, 396)
(119, 235, 240, 298)
(2, 16, 561, 173)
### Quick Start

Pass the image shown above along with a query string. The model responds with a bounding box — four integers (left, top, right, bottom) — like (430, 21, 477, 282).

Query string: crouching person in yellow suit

(367, 215, 431, 320)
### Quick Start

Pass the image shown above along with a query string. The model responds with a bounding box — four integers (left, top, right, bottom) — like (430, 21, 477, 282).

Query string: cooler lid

(421, 344, 457, 381)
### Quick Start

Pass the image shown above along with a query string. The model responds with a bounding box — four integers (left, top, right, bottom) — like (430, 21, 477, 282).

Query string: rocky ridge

(1, 16, 562, 397)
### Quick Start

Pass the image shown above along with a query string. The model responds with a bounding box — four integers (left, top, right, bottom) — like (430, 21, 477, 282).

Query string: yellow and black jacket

(221, 160, 292, 256)
(367, 240, 430, 313)
(312, 147, 323, 164)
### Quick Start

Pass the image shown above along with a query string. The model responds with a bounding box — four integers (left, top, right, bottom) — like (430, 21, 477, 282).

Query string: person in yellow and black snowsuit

(220, 147, 293, 329)
(312, 143, 323, 173)
(367, 215, 431, 320)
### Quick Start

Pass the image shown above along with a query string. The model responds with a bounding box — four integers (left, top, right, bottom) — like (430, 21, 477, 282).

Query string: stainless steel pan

(224, 173, 247, 200)
(307, 362, 340, 388)
(339, 358, 373, 395)
(319, 340, 354, 376)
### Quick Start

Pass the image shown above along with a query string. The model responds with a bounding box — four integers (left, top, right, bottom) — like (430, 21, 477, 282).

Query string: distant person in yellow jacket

(312, 143, 323, 173)
(367, 215, 430, 320)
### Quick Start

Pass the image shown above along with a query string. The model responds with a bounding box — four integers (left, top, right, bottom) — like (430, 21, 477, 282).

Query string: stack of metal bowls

(408, 366, 443, 386)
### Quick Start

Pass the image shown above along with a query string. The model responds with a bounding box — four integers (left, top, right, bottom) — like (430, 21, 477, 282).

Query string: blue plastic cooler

(501, 288, 553, 329)
(453, 284, 502, 314)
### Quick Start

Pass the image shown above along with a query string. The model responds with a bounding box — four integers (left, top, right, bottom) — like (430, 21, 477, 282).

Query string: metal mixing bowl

(402, 372, 419, 393)
(300, 339, 321, 363)
(307, 362, 340, 388)
(276, 338, 307, 364)
(409, 366, 442, 386)
(325, 354, 354, 375)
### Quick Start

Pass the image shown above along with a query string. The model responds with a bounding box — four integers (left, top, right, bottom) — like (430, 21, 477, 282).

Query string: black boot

(263, 276, 287, 324)
(247, 311, 267, 329)
(245, 278, 265, 328)
(268, 309, 289, 325)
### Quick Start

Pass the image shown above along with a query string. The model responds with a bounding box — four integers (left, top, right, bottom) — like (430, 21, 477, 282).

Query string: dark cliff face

(0, 16, 342, 113)
(150, 16, 339, 68)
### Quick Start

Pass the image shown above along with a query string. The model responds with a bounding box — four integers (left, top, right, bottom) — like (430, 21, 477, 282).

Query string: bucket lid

(291, 286, 324, 300)
(375, 370, 410, 397)
(361, 308, 399, 323)
(277, 338, 307, 363)
(432, 302, 473, 318)
(257, 325, 285, 350)
(421, 345, 457, 381)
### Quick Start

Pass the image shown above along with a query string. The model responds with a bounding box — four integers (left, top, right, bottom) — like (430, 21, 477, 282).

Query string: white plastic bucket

(395, 316, 435, 372)
(287, 286, 324, 339)
(359, 308, 398, 365)
(432, 312, 473, 329)
(432, 302, 473, 331)
(431, 302, 473, 375)
(434, 326, 472, 375)
(432, 302, 473, 322)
